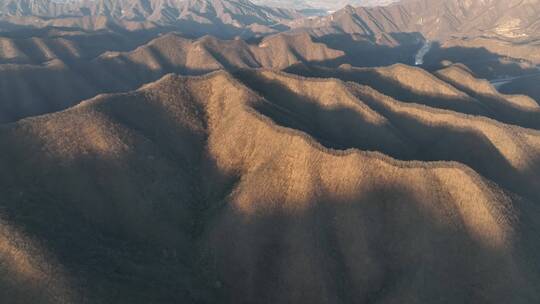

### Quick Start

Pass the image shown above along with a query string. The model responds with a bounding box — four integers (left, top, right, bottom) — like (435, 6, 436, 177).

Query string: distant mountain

(284, 0, 540, 71)
(2, 67, 540, 303)
(2, 1, 540, 303)
(0, 0, 301, 36)
(253, 0, 399, 11)
(291, 0, 540, 40)
(0, 31, 344, 123)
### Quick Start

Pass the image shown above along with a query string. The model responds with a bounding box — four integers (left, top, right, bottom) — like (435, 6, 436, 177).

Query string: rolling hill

(1, 69, 539, 303)
(0, 31, 344, 123)
(1, 1, 540, 303)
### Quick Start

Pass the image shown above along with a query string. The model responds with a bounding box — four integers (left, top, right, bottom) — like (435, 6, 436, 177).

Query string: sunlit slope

(0, 32, 344, 124)
(1, 70, 539, 303)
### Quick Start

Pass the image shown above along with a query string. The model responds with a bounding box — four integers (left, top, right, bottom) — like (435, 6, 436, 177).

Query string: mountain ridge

(1, 1, 540, 303)
(1, 69, 539, 303)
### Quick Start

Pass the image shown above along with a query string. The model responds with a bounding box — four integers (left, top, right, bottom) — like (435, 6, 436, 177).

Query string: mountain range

(287, 0, 540, 76)
(2, 64, 540, 304)
(1, 0, 540, 303)
(252, 0, 399, 12)
(0, 0, 300, 35)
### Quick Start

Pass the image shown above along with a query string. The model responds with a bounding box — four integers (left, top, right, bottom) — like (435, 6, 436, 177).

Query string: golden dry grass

(0, 69, 539, 303)
(436, 64, 540, 110)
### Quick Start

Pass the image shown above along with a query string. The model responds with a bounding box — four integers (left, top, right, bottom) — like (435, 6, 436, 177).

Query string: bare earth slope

(1, 70, 539, 303)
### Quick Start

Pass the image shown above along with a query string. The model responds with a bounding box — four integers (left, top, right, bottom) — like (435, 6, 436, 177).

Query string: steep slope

(253, 0, 399, 11)
(0, 28, 154, 64)
(0, 59, 98, 123)
(1, 70, 539, 303)
(0, 218, 77, 304)
(434, 37, 540, 65)
(236, 69, 540, 202)
(286, 63, 540, 130)
(0, 0, 301, 36)
(345, 80, 540, 203)
(292, 0, 540, 40)
(287, 0, 540, 68)
(0, 32, 344, 123)
(500, 74, 540, 104)
(0, 35, 82, 64)
(435, 63, 540, 110)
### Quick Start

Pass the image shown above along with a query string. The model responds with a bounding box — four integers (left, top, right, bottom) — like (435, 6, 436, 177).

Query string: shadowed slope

(287, 63, 490, 115)
(435, 63, 540, 129)
(0, 35, 81, 64)
(234, 69, 540, 202)
(0, 73, 222, 303)
(199, 71, 540, 304)
(436, 64, 538, 109)
(0, 59, 98, 122)
(0, 32, 344, 124)
(1, 70, 539, 303)
(346, 82, 540, 203)
(0, 218, 77, 304)
(291, 0, 540, 41)
(0, 0, 300, 35)
(0, 28, 158, 64)
(234, 69, 412, 157)
(500, 74, 540, 104)
(288, 63, 540, 130)
(286, 0, 540, 69)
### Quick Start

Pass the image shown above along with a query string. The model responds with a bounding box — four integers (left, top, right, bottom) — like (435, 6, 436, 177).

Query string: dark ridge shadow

(205, 183, 536, 304)
(0, 61, 100, 124)
(284, 64, 490, 116)
(200, 43, 253, 71)
(0, 89, 242, 303)
(234, 70, 540, 203)
(0, 17, 283, 44)
(0, 35, 349, 124)
(311, 32, 423, 67)
(0, 71, 538, 304)
(499, 75, 540, 106)
(434, 73, 540, 130)
(233, 70, 413, 159)
(0, 29, 160, 65)
(0, 25, 116, 37)
(423, 41, 540, 79)
(349, 85, 540, 203)
(0, 47, 218, 124)
(0, 20, 36, 32)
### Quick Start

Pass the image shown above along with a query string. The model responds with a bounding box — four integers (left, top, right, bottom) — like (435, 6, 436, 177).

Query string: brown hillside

(436, 64, 539, 110)
(500, 74, 540, 104)
(0, 32, 343, 124)
(0, 29, 157, 64)
(1, 70, 539, 303)
(287, 63, 540, 130)
(292, 0, 540, 41)
(0, 0, 300, 36)
(287, 64, 490, 116)
(435, 64, 540, 129)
